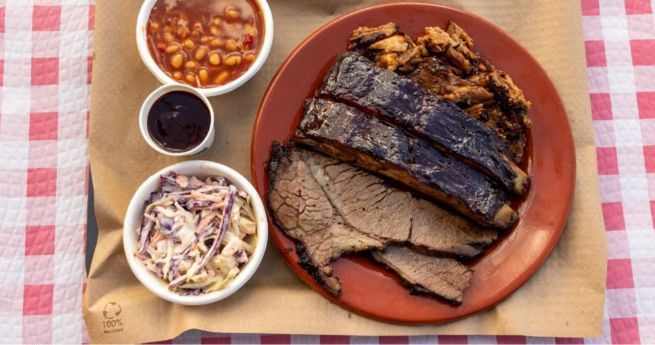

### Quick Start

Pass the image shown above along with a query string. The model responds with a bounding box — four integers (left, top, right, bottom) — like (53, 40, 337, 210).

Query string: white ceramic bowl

(136, 0, 274, 97)
(139, 83, 215, 156)
(123, 160, 268, 305)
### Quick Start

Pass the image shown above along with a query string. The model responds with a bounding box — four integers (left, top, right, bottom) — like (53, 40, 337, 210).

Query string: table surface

(2, 0, 654, 343)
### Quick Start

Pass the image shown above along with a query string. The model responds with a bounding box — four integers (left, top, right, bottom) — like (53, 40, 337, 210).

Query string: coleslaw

(135, 172, 258, 295)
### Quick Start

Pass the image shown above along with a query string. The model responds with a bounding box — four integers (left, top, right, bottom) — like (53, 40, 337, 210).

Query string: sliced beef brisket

(267, 144, 496, 298)
(372, 246, 472, 304)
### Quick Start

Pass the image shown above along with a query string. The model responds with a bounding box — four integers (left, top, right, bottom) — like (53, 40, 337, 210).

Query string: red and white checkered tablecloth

(0, 0, 653, 343)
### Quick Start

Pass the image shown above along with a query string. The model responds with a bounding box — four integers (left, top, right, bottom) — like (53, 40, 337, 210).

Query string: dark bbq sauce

(147, 91, 211, 152)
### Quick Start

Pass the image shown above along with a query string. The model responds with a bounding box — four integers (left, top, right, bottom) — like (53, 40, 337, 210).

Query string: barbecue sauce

(147, 91, 211, 152)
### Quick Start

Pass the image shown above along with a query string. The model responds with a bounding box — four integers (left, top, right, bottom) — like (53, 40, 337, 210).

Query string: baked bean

(225, 7, 241, 21)
(209, 52, 221, 66)
(147, 0, 264, 87)
(185, 73, 196, 85)
(225, 39, 239, 52)
(244, 52, 256, 62)
(166, 43, 180, 54)
(149, 21, 159, 33)
(194, 46, 208, 61)
(209, 38, 224, 48)
(210, 25, 221, 36)
(198, 69, 209, 85)
(163, 32, 175, 43)
(170, 53, 184, 69)
(224, 54, 242, 66)
(214, 71, 230, 85)
(183, 39, 195, 50)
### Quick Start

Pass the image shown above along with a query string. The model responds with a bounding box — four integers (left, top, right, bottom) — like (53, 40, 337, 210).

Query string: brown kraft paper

(84, 0, 608, 343)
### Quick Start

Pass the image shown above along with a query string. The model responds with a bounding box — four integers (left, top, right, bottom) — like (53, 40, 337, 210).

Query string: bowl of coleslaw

(123, 160, 268, 305)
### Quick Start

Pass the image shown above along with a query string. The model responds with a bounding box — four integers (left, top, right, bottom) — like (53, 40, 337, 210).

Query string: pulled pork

(348, 21, 532, 163)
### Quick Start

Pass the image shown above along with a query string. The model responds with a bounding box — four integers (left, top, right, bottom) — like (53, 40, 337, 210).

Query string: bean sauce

(147, 0, 264, 87)
(147, 91, 211, 152)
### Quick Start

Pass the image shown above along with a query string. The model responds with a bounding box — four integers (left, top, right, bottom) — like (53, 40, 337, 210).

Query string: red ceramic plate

(251, 3, 575, 323)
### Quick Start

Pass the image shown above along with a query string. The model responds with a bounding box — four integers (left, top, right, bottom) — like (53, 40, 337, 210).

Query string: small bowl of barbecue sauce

(139, 84, 215, 156)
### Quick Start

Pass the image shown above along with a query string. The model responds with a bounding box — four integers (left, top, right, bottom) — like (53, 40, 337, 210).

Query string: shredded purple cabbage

(135, 172, 258, 294)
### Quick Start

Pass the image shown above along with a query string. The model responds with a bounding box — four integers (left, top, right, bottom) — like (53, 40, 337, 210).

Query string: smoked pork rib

(318, 52, 529, 196)
(295, 98, 517, 229)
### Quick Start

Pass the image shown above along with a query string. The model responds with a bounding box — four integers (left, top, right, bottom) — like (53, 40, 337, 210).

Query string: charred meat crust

(265, 142, 287, 188)
(295, 242, 341, 296)
(317, 52, 529, 196)
(371, 246, 473, 304)
(266, 142, 343, 296)
(295, 98, 517, 229)
(348, 22, 400, 50)
(409, 241, 492, 262)
(378, 263, 462, 306)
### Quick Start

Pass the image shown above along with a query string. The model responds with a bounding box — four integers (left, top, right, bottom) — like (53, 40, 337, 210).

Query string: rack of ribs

(318, 52, 529, 196)
(295, 98, 518, 229)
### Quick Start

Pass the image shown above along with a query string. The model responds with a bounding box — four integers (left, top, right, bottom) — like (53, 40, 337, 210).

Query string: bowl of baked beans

(136, 0, 273, 97)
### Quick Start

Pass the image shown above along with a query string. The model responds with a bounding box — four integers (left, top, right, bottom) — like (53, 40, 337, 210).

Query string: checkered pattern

(0, 0, 92, 343)
(583, 0, 655, 343)
(1, 0, 653, 343)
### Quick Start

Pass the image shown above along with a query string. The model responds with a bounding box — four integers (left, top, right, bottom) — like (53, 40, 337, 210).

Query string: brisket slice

(409, 199, 496, 257)
(372, 246, 472, 304)
(267, 145, 386, 294)
(318, 52, 529, 196)
(267, 144, 497, 297)
(295, 98, 517, 229)
(307, 147, 498, 257)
